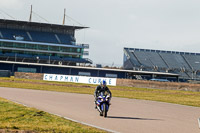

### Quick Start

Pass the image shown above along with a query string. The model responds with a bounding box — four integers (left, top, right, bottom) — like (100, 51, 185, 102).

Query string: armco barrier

(15, 72, 200, 92)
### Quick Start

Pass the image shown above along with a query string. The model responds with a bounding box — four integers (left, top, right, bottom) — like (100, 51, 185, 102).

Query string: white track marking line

(6, 98, 119, 133)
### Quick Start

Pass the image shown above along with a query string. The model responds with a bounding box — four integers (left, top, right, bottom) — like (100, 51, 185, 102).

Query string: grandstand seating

(124, 48, 200, 80)
(145, 52, 167, 68)
(133, 51, 153, 67)
(0, 28, 74, 45)
(183, 54, 200, 70)
(0, 19, 92, 71)
(159, 53, 190, 70)
(124, 50, 141, 67)
(56, 34, 75, 45)
(29, 31, 58, 44)
(0, 28, 31, 41)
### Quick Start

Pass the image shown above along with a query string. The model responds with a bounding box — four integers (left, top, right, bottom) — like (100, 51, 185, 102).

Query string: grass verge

(0, 77, 200, 107)
(0, 97, 105, 133)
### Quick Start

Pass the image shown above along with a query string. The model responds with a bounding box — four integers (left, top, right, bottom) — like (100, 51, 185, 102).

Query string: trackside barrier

(43, 74, 117, 86)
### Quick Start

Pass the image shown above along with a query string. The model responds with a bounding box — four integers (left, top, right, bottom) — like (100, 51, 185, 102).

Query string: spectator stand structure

(0, 19, 179, 81)
(124, 47, 200, 82)
(0, 19, 92, 73)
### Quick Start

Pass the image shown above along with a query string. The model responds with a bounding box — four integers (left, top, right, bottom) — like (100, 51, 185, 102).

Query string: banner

(43, 74, 117, 86)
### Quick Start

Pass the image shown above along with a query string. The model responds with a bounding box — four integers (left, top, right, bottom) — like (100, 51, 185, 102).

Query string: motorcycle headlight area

(106, 97, 110, 101)
(98, 98, 104, 102)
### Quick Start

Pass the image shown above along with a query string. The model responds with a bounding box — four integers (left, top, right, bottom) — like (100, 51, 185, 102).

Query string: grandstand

(0, 19, 179, 80)
(0, 19, 91, 67)
(123, 47, 200, 81)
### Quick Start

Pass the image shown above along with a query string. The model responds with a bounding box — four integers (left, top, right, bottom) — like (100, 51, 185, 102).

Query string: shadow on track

(107, 116, 161, 121)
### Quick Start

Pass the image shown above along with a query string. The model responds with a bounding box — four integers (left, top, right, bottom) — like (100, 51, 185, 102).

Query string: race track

(0, 87, 200, 133)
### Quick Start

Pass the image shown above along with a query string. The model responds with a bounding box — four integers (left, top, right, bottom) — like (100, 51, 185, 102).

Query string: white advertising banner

(43, 74, 117, 86)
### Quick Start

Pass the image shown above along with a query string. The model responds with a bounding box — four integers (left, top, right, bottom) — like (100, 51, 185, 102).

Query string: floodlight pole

(29, 5, 33, 22)
(63, 8, 66, 25)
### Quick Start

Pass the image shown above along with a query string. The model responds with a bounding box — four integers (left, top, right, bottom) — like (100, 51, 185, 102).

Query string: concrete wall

(15, 72, 43, 80)
(14, 72, 200, 92)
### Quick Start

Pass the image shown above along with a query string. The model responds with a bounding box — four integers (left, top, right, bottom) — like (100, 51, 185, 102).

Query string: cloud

(0, 0, 24, 9)
(1, 0, 200, 65)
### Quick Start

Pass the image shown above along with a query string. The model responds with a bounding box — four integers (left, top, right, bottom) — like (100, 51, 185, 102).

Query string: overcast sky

(0, 0, 200, 66)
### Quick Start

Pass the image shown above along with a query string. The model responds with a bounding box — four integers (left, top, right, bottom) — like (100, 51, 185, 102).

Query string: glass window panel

(2, 42, 13, 47)
(77, 48, 81, 53)
(61, 47, 70, 52)
(38, 45, 48, 50)
(72, 48, 77, 52)
(15, 43, 25, 48)
(49, 46, 59, 51)
(17, 67, 36, 73)
(26, 44, 36, 49)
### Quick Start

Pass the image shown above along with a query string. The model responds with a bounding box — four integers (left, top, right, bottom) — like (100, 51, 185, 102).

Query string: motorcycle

(96, 92, 111, 117)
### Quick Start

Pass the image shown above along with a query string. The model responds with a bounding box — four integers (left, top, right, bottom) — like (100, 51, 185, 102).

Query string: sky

(0, 0, 200, 67)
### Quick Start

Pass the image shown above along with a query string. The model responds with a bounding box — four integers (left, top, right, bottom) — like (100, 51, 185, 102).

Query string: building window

(15, 43, 25, 48)
(49, 46, 59, 51)
(26, 44, 36, 49)
(105, 74, 117, 78)
(38, 45, 48, 50)
(61, 47, 70, 52)
(78, 72, 91, 76)
(17, 67, 36, 73)
(77, 48, 81, 53)
(2, 42, 13, 47)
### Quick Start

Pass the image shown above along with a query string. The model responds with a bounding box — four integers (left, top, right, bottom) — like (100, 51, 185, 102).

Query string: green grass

(0, 97, 105, 133)
(0, 77, 200, 107)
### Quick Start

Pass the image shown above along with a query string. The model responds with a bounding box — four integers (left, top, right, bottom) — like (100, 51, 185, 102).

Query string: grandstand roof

(124, 47, 200, 55)
(0, 19, 88, 31)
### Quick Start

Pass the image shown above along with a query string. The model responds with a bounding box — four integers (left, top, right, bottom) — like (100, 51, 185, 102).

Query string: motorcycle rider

(94, 80, 112, 109)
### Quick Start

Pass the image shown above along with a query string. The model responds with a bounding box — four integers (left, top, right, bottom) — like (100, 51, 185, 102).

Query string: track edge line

(6, 98, 120, 133)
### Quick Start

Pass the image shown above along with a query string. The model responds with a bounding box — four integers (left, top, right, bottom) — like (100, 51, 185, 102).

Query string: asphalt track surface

(0, 87, 200, 133)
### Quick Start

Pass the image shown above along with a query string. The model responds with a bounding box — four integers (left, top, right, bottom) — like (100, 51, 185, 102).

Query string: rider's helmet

(100, 80, 107, 87)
